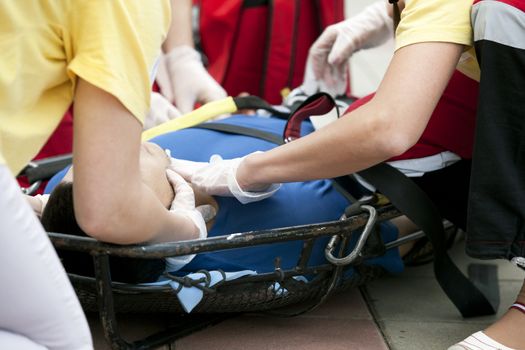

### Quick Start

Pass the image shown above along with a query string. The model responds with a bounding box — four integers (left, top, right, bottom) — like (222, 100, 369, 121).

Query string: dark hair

(41, 182, 165, 283)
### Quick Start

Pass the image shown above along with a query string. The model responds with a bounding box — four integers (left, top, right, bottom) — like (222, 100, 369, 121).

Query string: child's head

(62, 141, 175, 208)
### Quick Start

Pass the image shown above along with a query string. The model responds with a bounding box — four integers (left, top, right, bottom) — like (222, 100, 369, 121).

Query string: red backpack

(195, 0, 345, 104)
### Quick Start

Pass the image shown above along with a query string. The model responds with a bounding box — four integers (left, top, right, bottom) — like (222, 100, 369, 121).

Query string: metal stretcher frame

(45, 202, 404, 350)
(20, 155, 411, 349)
(19, 142, 417, 348)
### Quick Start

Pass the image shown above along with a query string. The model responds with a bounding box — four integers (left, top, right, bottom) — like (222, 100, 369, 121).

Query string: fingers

(166, 169, 195, 210)
(198, 79, 227, 105)
(310, 26, 338, 80)
(173, 92, 196, 114)
(144, 93, 182, 130)
(327, 34, 356, 66)
(166, 103, 182, 119)
(168, 158, 207, 181)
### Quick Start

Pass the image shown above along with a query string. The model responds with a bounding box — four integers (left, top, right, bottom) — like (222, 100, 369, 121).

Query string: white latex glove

(144, 92, 182, 130)
(165, 45, 227, 114)
(306, 1, 393, 95)
(26, 194, 49, 218)
(166, 169, 208, 239)
(169, 153, 281, 204)
(165, 169, 208, 271)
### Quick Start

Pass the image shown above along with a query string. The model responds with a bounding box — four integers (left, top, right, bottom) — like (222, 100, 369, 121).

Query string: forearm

(73, 79, 198, 244)
(239, 101, 394, 187)
(162, 0, 193, 52)
(239, 41, 462, 189)
(90, 182, 199, 244)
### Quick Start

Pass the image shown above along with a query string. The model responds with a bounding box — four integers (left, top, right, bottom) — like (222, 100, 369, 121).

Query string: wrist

(236, 153, 265, 192)
(165, 45, 202, 67)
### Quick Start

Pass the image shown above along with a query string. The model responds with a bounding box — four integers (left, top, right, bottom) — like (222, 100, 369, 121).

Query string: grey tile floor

(365, 238, 525, 350)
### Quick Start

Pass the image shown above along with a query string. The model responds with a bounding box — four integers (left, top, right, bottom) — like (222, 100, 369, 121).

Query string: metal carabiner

(324, 205, 377, 266)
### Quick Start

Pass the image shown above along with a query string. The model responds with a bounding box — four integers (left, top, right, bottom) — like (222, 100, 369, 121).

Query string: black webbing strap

(193, 122, 284, 145)
(233, 95, 290, 119)
(359, 163, 497, 317)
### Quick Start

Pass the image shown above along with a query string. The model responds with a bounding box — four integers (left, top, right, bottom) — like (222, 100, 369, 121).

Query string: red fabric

(18, 107, 74, 194)
(344, 70, 479, 161)
(198, 0, 344, 104)
(198, 0, 244, 86)
(473, 0, 525, 12)
(221, 5, 269, 99)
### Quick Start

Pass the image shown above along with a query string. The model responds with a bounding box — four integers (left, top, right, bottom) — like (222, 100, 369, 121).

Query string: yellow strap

(142, 97, 238, 141)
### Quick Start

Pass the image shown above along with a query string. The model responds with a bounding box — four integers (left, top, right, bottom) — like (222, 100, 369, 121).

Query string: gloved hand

(306, 1, 393, 95)
(164, 45, 227, 114)
(165, 169, 208, 271)
(26, 194, 50, 218)
(169, 153, 281, 204)
(144, 92, 182, 130)
(166, 169, 207, 240)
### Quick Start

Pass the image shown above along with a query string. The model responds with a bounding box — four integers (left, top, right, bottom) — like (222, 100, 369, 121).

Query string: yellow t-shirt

(394, 0, 480, 81)
(0, 0, 171, 175)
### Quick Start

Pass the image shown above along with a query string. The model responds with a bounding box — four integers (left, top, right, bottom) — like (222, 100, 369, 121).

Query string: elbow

(371, 110, 421, 159)
(75, 206, 115, 242)
(75, 200, 131, 243)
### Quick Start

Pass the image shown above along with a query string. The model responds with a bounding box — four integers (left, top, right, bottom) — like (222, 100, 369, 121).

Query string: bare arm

(73, 79, 198, 244)
(237, 41, 463, 189)
(162, 0, 194, 52)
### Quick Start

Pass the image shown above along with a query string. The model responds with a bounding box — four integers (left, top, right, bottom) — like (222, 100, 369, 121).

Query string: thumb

(169, 158, 206, 181)
(166, 169, 195, 210)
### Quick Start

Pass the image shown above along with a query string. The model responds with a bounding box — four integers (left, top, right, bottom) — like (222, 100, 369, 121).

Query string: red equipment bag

(195, 0, 345, 104)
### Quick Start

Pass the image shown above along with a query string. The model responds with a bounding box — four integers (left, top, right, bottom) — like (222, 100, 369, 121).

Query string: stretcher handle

(324, 205, 377, 266)
(283, 93, 337, 142)
(18, 153, 73, 187)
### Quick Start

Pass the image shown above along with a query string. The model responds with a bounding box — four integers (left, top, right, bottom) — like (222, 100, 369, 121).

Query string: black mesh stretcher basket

(46, 202, 405, 350)
(21, 154, 410, 349)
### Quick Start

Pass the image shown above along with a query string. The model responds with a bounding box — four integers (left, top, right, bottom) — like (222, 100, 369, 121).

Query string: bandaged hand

(169, 153, 281, 204)
(144, 92, 182, 130)
(306, 1, 392, 95)
(165, 45, 227, 114)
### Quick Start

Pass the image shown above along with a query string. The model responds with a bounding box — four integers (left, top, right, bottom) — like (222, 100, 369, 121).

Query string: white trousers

(0, 165, 93, 350)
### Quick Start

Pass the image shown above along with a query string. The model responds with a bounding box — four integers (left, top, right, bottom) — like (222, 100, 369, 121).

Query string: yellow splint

(142, 97, 237, 141)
